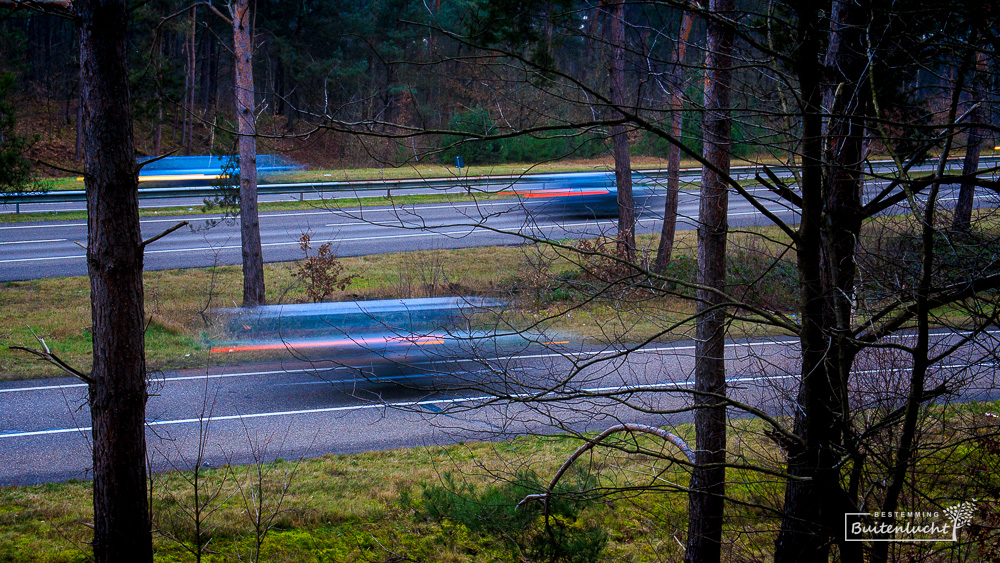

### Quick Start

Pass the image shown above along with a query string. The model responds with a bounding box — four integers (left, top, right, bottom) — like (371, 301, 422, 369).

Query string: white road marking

(0, 238, 64, 245)
(12, 347, 994, 440)
(0, 202, 520, 232)
(0, 338, 800, 394)
(6, 328, 996, 396)
(0, 373, 799, 439)
(0, 254, 84, 264)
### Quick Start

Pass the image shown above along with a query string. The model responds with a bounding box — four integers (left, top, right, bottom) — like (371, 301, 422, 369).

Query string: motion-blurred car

(212, 297, 536, 371)
(137, 155, 301, 186)
(513, 171, 651, 218)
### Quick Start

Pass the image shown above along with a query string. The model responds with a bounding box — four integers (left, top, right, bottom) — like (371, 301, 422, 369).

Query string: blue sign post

(455, 155, 464, 169)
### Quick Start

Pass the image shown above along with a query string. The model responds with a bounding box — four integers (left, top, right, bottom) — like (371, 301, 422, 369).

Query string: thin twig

(10, 328, 93, 385)
(518, 423, 694, 527)
(142, 221, 189, 248)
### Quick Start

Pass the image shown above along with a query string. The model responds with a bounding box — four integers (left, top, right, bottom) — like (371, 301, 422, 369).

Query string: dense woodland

(3, 0, 991, 173)
(3, 1, 1000, 562)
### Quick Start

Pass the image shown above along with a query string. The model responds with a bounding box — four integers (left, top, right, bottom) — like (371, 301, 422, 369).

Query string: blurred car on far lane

(513, 171, 651, 218)
(137, 155, 301, 186)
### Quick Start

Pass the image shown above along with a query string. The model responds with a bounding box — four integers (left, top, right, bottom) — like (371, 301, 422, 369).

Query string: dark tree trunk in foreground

(654, 8, 695, 273)
(776, 0, 867, 560)
(684, 0, 733, 561)
(232, 0, 265, 306)
(77, 0, 152, 560)
(953, 49, 986, 232)
(604, 0, 635, 261)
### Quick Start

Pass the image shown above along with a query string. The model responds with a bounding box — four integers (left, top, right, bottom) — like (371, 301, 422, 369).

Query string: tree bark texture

(953, 49, 986, 232)
(684, 0, 733, 561)
(604, 0, 635, 261)
(77, 0, 152, 560)
(183, 6, 196, 155)
(232, 0, 265, 307)
(775, 1, 867, 560)
(654, 8, 695, 273)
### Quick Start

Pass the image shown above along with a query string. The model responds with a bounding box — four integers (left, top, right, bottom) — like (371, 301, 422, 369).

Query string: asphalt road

(0, 187, 780, 280)
(3, 179, 997, 282)
(1, 157, 985, 215)
(1, 328, 996, 485)
(2, 165, 998, 485)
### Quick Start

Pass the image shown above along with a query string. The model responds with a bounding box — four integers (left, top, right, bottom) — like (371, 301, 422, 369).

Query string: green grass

(2, 401, 997, 562)
(0, 216, 893, 381)
(0, 238, 546, 379)
(4, 209, 994, 381)
(0, 431, 694, 562)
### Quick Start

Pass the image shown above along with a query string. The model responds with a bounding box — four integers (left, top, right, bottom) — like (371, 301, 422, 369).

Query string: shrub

(296, 233, 357, 302)
(414, 471, 607, 563)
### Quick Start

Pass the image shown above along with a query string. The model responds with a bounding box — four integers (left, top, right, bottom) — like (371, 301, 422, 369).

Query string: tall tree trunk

(953, 48, 986, 232)
(774, 9, 827, 559)
(77, 0, 152, 560)
(199, 35, 213, 109)
(604, 0, 635, 262)
(184, 6, 197, 155)
(775, 0, 867, 559)
(74, 98, 82, 161)
(154, 39, 163, 156)
(654, 8, 695, 273)
(232, 0, 265, 306)
(684, 0, 733, 561)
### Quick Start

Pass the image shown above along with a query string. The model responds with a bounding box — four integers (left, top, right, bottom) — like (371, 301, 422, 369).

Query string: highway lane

(0, 169, 705, 215)
(1, 157, 984, 215)
(0, 185, 802, 281)
(1, 328, 996, 485)
(3, 178, 998, 282)
(0, 166, 747, 215)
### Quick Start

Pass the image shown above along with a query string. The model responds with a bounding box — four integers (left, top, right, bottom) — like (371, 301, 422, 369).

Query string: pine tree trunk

(185, 6, 196, 155)
(684, 1, 733, 561)
(232, 0, 265, 306)
(654, 8, 695, 273)
(604, 0, 635, 262)
(775, 1, 867, 559)
(953, 49, 986, 232)
(77, 0, 152, 560)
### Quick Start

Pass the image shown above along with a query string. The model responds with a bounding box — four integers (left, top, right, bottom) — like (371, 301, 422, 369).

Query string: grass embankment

(3, 402, 998, 562)
(0, 425, 696, 562)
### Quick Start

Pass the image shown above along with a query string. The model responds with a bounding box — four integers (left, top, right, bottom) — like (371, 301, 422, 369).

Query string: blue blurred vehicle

(514, 171, 651, 218)
(212, 297, 538, 371)
(136, 155, 301, 186)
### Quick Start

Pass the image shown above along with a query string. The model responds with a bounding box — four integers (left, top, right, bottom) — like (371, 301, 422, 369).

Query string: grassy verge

(3, 401, 997, 562)
(0, 425, 695, 562)
(8, 207, 993, 381)
(0, 242, 522, 379)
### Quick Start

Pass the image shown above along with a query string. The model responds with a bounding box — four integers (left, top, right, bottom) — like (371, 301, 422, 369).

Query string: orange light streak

(212, 334, 448, 353)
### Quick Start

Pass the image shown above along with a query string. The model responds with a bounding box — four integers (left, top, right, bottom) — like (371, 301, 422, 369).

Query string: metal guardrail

(0, 176, 491, 213)
(2, 156, 996, 213)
